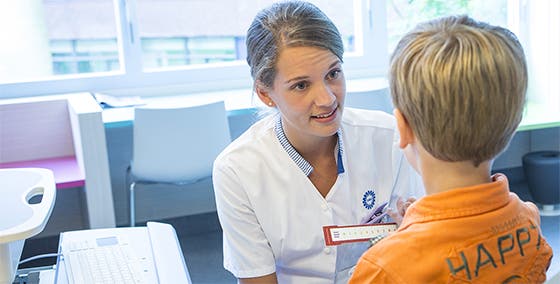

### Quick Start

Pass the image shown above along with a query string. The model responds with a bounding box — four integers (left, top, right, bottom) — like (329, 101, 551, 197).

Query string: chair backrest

(131, 101, 231, 183)
(345, 87, 393, 114)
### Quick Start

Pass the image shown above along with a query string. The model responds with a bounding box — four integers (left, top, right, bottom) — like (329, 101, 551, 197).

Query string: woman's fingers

(386, 207, 402, 226)
(387, 196, 418, 226)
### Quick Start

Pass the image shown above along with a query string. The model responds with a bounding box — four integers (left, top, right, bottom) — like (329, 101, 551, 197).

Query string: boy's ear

(255, 82, 275, 107)
(394, 108, 415, 149)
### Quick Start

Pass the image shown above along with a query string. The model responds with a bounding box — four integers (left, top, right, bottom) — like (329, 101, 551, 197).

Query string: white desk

(0, 93, 116, 230)
(101, 77, 391, 125)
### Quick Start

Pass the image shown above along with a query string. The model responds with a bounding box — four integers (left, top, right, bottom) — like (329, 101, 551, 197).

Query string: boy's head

(390, 15, 527, 167)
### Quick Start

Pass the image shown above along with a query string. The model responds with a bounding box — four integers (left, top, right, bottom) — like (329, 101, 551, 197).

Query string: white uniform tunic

(213, 108, 423, 283)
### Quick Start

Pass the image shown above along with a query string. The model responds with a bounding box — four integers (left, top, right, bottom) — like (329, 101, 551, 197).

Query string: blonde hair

(390, 15, 527, 166)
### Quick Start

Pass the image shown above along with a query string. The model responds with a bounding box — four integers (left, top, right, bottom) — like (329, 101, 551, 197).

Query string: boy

(349, 15, 553, 283)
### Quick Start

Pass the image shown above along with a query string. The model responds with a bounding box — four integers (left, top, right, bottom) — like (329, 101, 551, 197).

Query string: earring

(268, 101, 273, 106)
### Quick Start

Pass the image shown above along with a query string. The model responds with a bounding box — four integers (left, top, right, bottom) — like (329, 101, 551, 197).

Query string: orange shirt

(349, 174, 553, 283)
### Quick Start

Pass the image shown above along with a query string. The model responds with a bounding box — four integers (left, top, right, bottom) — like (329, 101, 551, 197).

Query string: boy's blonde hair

(390, 15, 527, 166)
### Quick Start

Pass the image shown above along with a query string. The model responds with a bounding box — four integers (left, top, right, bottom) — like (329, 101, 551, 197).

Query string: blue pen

(363, 154, 405, 224)
(365, 202, 388, 224)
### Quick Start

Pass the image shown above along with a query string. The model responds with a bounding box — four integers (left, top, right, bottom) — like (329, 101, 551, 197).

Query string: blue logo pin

(362, 190, 376, 209)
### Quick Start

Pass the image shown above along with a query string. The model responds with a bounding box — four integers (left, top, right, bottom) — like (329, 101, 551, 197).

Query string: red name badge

(323, 223, 397, 246)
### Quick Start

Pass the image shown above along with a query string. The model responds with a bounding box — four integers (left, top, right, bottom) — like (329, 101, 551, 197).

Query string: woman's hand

(386, 196, 416, 226)
(360, 202, 388, 224)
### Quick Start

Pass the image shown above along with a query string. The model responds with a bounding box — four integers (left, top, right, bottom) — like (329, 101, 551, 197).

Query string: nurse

(212, 1, 423, 283)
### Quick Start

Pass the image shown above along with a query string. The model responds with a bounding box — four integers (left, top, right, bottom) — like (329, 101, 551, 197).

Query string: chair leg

(130, 182, 136, 227)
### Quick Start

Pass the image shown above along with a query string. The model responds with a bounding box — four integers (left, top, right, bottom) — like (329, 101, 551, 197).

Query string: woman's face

(257, 46, 346, 145)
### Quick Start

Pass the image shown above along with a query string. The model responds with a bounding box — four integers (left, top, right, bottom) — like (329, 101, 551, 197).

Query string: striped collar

(274, 116, 345, 176)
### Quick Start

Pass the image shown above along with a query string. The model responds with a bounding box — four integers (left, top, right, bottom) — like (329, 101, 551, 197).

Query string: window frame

(2, 0, 557, 124)
(0, 0, 387, 99)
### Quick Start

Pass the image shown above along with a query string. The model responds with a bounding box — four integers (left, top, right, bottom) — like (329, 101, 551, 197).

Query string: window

(386, 0, 508, 53)
(135, 1, 358, 69)
(0, 0, 558, 129)
(0, 0, 375, 97)
(0, 0, 120, 84)
(384, 0, 560, 129)
(51, 39, 120, 74)
(521, 0, 560, 129)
